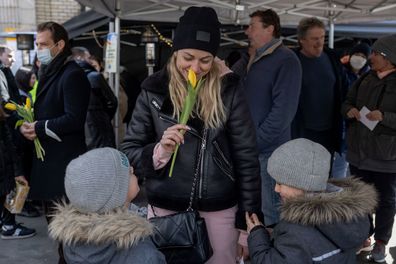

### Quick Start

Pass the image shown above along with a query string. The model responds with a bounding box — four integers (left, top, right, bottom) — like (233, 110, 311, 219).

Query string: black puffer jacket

(248, 178, 377, 264)
(121, 68, 263, 229)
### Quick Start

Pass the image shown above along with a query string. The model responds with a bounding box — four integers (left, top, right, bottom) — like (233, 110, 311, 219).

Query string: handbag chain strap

(151, 128, 207, 216)
(187, 128, 207, 211)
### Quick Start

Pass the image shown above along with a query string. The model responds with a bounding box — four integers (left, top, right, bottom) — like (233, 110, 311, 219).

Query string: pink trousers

(148, 205, 239, 264)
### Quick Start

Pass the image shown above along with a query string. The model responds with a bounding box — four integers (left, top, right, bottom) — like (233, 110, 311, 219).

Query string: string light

(151, 24, 173, 47)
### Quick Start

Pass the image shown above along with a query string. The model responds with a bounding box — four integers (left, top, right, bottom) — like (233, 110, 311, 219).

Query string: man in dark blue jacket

(292, 17, 348, 161)
(234, 9, 301, 229)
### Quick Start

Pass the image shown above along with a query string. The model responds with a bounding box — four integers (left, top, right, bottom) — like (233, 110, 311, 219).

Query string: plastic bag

(4, 180, 30, 214)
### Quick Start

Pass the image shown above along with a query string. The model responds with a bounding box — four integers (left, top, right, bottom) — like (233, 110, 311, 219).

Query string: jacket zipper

(159, 115, 201, 138)
(198, 129, 207, 199)
(213, 141, 235, 181)
(213, 141, 231, 166)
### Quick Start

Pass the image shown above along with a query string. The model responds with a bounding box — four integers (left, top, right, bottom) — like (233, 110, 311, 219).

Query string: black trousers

(43, 200, 67, 264)
(0, 195, 16, 225)
(350, 165, 396, 244)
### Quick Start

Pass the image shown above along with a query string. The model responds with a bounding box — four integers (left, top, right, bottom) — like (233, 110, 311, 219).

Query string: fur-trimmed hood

(49, 203, 153, 249)
(281, 177, 377, 226)
(278, 177, 377, 251)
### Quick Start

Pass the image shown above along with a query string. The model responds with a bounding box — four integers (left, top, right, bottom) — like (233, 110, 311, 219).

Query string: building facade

(0, 0, 81, 32)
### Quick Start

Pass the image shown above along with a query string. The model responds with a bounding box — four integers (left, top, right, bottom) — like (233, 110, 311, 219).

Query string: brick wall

(0, 0, 36, 32)
(35, 0, 81, 25)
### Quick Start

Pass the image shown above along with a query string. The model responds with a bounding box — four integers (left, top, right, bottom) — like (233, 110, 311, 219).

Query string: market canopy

(75, 0, 396, 27)
(64, 9, 111, 39)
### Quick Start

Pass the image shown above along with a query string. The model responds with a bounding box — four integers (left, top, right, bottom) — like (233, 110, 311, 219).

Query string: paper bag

(4, 180, 30, 214)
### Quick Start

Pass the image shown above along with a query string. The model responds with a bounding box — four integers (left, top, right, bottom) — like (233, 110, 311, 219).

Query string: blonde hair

(167, 53, 226, 129)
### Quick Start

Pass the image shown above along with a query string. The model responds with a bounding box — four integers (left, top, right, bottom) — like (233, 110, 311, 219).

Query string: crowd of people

(0, 5, 395, 264)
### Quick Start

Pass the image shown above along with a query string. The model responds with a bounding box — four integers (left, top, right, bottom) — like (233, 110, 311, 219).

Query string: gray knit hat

(267, 138, 331, 192)
(65, 147, 130, 213)
(372, 35, 396, 66)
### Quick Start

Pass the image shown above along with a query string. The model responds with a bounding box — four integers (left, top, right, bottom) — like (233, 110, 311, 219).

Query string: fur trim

(280, 177, 378, 226)
(49, 203, 153, 249)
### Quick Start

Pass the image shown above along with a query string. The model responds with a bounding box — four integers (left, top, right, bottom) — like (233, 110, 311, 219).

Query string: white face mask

(36, 42, 58, 65)
(350, 55, 367, 70)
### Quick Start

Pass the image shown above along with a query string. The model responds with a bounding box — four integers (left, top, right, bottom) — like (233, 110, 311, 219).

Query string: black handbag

(149, 129, 213, 264)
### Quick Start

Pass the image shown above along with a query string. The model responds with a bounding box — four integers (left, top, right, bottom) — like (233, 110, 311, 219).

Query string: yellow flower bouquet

(169, 69, 204, 177)
(5, 98, 45, 161)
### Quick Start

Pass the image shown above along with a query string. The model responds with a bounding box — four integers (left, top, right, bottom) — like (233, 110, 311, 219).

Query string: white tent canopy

(75, 0, 396, 27)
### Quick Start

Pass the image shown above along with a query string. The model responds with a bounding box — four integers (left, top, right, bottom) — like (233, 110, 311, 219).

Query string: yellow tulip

(4, 103, 16, 111)
(25, 97, 31, 110)
(188, 68, 197, 88)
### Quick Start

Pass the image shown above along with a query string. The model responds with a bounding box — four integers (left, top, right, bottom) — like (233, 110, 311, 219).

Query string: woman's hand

(366, 110, 383, 121)
(15, 175, 28, 185)
(159, 124, 190, 153)
(347, 108, 361, 120)
(245, 212, 263, 234)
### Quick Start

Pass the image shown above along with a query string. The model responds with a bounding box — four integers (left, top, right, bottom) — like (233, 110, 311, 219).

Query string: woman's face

(370, 51, 394, 72)
(175, 49, 214, 80)
(29, 74, 37, 88)
(90, 59, 101, 72)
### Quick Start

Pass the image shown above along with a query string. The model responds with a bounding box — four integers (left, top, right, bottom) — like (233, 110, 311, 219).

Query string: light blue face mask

(37, 42, 58, 65)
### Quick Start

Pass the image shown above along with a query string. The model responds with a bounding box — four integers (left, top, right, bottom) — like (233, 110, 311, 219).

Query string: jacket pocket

(367, 133, 396, 160)
(212, 140, 234, 181)
(159, 114, 201, 138)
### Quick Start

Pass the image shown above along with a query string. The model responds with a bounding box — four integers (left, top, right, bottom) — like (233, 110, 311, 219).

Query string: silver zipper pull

(201, 130, 207, 149)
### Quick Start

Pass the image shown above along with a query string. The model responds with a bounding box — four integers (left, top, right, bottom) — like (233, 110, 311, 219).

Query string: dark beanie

(350, 43, 371, 58)
(173, 6, 221, 56)
(372, 35, 396, 65)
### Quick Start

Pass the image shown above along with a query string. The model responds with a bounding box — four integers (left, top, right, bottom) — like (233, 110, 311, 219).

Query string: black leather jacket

(121, 68, 263, 229)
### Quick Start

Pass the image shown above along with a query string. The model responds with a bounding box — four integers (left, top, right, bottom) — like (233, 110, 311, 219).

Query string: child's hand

(245, 212, 263, 234)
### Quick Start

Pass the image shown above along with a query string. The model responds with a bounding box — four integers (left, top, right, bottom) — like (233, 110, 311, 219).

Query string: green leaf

(14, 120, 24, 128)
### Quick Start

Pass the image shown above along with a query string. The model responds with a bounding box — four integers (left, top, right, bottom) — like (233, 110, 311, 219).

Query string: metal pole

(328, 17, 334, 49)
(108, 21, 115, 90)
(114, 0, 121, 146)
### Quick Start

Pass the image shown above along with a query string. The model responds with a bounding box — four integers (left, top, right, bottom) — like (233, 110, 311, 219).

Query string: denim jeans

(332, 152, 349, 178)
(350, 165, 396, 244)
(259, 154, 281, 226)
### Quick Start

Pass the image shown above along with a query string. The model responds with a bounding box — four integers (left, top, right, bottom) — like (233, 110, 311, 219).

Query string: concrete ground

(1, 195, 396, 264)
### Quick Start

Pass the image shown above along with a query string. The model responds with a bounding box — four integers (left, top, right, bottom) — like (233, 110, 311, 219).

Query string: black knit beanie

(173, 6, 221, 56)
(372, 35, 396, 66)
(350, 43, 371, 58)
